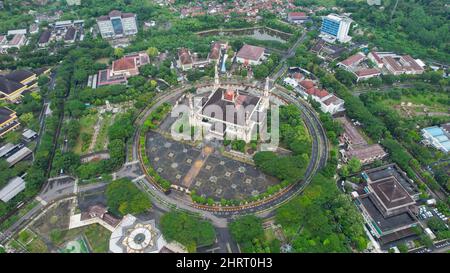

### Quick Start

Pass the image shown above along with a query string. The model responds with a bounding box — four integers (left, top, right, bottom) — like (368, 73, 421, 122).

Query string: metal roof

(0, 177, 25, 202)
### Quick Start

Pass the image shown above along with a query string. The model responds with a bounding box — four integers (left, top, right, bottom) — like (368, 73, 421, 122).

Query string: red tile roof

(112, 56, 136, 71)
(288, 12, 307, 18)
(370, 51, 383, 64)
(178, 48, 193, 65)
(209, 42, 221, 60)
(299, 80, 314, 89)
(356, 68, 380, 77)
(340, 53, 365, 67)
(236, 44, 265, 61)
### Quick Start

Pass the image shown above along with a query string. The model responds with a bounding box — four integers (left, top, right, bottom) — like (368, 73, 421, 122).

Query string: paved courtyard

(146, 131, 278, 201)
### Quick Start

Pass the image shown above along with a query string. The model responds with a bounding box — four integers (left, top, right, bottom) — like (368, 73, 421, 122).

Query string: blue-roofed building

(421, 124, 450, 153)
(320, 14, 353, 43)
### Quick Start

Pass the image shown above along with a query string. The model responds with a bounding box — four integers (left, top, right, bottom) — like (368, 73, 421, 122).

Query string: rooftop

(112, 56, 136, 71)
(0, 76, 25, 95)
(346, 144, 386, 162)
(340, 53, 365, 67)
(0, 176, 25, 202)
(236, 44, 265, 61)
(369, 177, 415, 210)
(0, 107, 16, 125)
(200, 87, 261, 126)
(360, 196, 416, 232)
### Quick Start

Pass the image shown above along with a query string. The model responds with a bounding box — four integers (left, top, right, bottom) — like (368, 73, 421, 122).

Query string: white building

(236, 44, 265, 66)
(421, 125, 450, 153)
(320, 14, 353, 43)
(368, 51, 425, 75)
(297, 80, 344, 115)
(188, 66, 271, 143)
(109, 214, 186, 253)
(97, 10, 138, 39)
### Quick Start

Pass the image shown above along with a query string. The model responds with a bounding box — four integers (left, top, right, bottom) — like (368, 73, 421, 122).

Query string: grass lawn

(16, 229, 48, 253)
(60, 237, 90, 253)
(84, 224, 111, 253)
(73, 114, 97, 154)
(382, 93, 449, 115)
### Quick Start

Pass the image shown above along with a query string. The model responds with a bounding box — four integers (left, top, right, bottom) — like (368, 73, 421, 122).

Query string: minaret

(188, 93, 195, 126)
(264, 76, 270, 97)
(214, 62, 220, 89)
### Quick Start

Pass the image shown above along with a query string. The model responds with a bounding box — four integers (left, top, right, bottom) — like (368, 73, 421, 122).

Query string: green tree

(146, 47, 159, 59)
(114, 47, 124, 58)
(229, 215, 265, 250)
(105, 179, 152, 216)
(160, 211, 216, 252)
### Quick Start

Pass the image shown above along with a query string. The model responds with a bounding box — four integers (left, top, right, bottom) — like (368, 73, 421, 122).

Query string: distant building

(38, 20, 84, 48)
(6, 146, 32, 167)
(236, 44, 265, 66)
(287, 12, 309, 24)
(421, 125, 450, 153)
(337, 52, 381, 82)
(0, 107, 20, 138)
(368, 51, 425, 75)
(96, 52, 149, 87)
(0, 177, 25, 203)
(310, 39, 349, 61)
(320, 14, 353, 43)
(297, 80, 345, 115)
(354, 164, 420, 248)
(177, 47, 211, 71)
(22, 129, 37, 141)
(177, 47, 194, 71)
(97, 10, 138, 39)
(0, 69, 42, 102)
(7, 29, 27, 36)
(38, 30, 52, 47)
(0, 33, 27, 53)
(337, 116, 387, 164)
(208, 41, 228, 62)
(29, 24, 39, 34)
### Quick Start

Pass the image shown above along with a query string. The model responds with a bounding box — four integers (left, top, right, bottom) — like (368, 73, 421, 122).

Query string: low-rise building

(287, 12, 309, 24)
(0, 33, 27, 53)
(22, 128, 37, 141)
(177, 47, 211, 71)
(353, 164, 420, 248)
(236, 44, 265, 66)
(337, 116, 387, 164)
(421, 124, 450, 153)
(297, 80, 345, 115)
(96, 52, 149, 87)
(0, 107, 20, 138)
(368, 51, 425, 75)
(0, 69, 40, 102)
(337, 52, 381, 82)
(6, 146, 32, 167)
(38, 20, 84, 48)
(0, 176, 26, 203)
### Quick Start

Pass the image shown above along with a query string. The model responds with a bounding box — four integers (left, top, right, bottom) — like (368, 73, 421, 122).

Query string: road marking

(35, 196, 47, 206)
